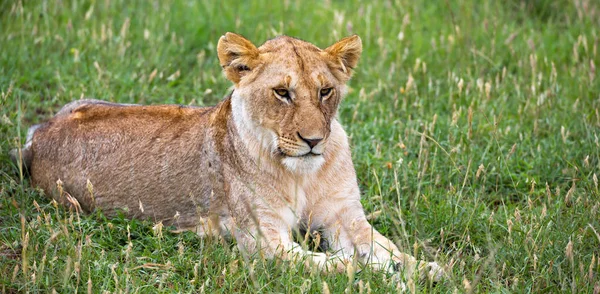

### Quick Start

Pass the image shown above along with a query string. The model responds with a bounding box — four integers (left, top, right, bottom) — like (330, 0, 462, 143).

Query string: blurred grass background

(1, 0, 599, 292)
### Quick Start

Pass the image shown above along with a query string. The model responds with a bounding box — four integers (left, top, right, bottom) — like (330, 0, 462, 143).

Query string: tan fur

(20, 33, 443, 280)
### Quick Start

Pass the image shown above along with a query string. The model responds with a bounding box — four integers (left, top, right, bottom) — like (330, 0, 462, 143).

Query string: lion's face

(217, 33, 362, 173)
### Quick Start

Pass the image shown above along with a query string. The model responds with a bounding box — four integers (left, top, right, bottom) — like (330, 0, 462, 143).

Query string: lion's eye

(273, 88, 290, 100)
(320, 87, 333, 98)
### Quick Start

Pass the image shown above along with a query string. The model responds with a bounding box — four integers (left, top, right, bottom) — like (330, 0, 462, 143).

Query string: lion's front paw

(312, 253, 353, 274)
(422, 261, 444, 282)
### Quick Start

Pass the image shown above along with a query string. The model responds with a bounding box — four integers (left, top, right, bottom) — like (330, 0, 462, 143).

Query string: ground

(1, 0, 599, 293)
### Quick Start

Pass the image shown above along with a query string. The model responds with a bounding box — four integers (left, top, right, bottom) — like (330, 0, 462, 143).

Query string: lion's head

(217, 33, 362, 174)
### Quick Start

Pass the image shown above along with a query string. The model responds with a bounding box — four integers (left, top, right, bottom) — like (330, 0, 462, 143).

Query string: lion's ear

(324, 35, 362, 78)
(217, 32, 259, 84)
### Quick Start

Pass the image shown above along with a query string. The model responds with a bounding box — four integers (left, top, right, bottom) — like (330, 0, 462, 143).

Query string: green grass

(1, 0, 599, 292)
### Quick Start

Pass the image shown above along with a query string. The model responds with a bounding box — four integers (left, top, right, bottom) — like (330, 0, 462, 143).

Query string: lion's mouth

(294, 152, 322, 158)
(276, 147, 322, 158)
(278, 147, 327, 173)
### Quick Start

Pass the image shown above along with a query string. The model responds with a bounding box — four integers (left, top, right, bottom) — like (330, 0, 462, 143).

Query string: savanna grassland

(1, 0, 599, 293)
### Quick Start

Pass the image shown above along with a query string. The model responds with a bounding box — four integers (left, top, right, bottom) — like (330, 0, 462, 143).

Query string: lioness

(12, 33, 442, 280)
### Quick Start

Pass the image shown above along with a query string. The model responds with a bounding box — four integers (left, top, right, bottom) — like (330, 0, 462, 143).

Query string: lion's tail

(9, 124, 40, 174)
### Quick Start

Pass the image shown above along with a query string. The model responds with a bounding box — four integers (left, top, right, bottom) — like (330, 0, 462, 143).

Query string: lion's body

(31, 101, 222, 230)
(15, 33, 442, 280)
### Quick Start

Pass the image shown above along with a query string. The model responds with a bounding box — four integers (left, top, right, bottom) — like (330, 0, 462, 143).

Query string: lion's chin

(281, 155, 325, 174)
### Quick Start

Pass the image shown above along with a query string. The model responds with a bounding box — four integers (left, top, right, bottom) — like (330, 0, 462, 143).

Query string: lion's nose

(298, 133, 323, 149)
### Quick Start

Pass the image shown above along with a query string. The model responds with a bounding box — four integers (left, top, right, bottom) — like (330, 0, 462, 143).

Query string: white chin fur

(281, 156, 325, 174)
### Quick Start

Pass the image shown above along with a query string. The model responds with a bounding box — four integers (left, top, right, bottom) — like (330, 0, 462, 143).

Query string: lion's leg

(317, 199, 443, 281)
(350, 219, 443, 281)
(233, 220, 349, 273)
